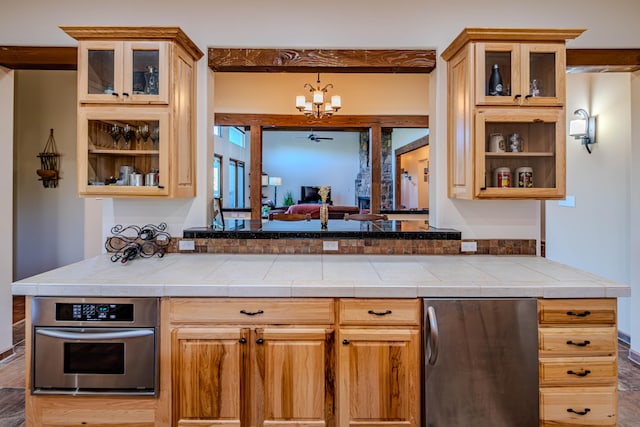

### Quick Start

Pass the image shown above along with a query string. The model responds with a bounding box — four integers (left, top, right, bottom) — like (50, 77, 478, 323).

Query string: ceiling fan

(306, 133, 334, 142)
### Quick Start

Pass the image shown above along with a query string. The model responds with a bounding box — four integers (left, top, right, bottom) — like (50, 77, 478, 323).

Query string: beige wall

(546, 73, 634, 339)
(0, 67, 14, 355)
(13, 70, 84, 280)
(214, 73, 429, 115)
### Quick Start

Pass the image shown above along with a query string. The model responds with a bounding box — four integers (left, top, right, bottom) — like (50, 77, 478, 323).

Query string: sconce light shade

(569, 108, 596, 153)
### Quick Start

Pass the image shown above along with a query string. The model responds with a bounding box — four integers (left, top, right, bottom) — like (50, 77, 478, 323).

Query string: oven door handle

(35, 329, 154, 340)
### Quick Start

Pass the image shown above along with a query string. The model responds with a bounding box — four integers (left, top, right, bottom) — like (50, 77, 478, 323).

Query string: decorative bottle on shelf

(488, 64, 503, 96)
(319, 185, 330, 229)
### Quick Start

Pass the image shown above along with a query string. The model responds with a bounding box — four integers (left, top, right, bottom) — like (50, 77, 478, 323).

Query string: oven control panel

(55, 303, 134, 321)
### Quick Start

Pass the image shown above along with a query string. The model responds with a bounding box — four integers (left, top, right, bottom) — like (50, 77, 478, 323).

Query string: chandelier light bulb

(295, 96, 306, 109)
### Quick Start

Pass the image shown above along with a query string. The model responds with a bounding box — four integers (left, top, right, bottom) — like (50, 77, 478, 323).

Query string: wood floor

(2, 302, 639, 426)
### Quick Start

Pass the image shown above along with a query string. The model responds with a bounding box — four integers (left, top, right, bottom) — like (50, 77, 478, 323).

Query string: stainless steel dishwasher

(423, 298, 539, 427)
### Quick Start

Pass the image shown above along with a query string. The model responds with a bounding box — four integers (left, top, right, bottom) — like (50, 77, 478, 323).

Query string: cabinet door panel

(173, 328, 247, 426)
(257, 328, 335, 427)
(338, 329, 419, 427)
(78, 41, 124, 103)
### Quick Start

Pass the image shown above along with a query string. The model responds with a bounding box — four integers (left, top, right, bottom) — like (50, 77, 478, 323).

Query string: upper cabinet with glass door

(76, 40, 169, 104)
(475, 42, 567, 107)
(441, 28, 584, 200)
(62, 27, 204, 198)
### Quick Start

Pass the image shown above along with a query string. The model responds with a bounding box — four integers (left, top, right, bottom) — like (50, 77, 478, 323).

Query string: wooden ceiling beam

(214, 113, 429, 128)
(208, 48, 436, 73)
(0, 46, 77, 70)
(566, 49, 640, 73)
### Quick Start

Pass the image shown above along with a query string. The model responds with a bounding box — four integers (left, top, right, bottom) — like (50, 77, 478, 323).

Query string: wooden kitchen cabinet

(538, 298, 618, 427)
(168, 298, 335, 427)
(441, 28, 583, 200)
(337, 299, 421, 427)
(61, 27, 203, 198)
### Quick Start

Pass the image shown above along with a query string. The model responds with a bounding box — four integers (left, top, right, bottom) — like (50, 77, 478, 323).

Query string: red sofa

(285, 204, 360, 219)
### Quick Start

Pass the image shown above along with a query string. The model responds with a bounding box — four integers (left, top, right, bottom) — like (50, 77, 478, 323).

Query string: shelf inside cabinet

(89, 149, 159, 155)
(485, 152, 554, 158)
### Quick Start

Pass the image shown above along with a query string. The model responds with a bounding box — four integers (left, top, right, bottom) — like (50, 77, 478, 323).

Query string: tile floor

(1, 320, 639, 427)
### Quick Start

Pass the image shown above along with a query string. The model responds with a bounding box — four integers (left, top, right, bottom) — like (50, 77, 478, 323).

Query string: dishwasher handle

(426, 305, 439, 365)
(36, 328, 154, 341)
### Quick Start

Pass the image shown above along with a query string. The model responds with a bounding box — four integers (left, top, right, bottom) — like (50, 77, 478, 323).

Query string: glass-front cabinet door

(78, 109, 170, 196)
(475, 43, 564, 107)
(78, 41, 168, 104)
(474, 108, 565, 199)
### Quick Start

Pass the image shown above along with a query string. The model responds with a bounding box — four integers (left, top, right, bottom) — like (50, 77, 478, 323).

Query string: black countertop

(183, 219, 460, 240)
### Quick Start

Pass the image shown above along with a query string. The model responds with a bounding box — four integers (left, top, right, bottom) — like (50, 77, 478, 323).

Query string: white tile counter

(11, 254, 630, 299)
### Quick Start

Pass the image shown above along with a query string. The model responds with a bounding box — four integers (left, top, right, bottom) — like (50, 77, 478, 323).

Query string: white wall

(546, 73, 634, 351)
(13, 71, 84, 281)
(262, 131, 360, 206)
(630, 70, 640, 358)
(0, 67, 14, 355)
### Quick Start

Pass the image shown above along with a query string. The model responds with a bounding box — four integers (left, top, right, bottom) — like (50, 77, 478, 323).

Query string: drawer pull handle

(343, 339, 350, 345)
(567, 369, 591, 377)
(566, 340, 591, 347)
(368, 309, 392, 316)
(567, 311, 591, 317)
(240, 309, 264, 316)
(256, 338, 264, 344)
(239, 337, 247, 344)
(567, 408, 591, 416)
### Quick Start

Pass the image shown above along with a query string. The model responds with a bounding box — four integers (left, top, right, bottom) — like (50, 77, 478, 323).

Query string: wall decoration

(36, 128, 61, 188)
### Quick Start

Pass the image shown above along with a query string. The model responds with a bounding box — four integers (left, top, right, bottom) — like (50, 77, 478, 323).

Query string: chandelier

(295, 73, 342, 119)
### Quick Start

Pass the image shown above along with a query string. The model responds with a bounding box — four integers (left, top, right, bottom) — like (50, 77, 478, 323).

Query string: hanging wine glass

(150, 125, 160, 148)
(122, 124, 136, 148)
(110, 124, 121, 148)
(136, 124, 150, 145)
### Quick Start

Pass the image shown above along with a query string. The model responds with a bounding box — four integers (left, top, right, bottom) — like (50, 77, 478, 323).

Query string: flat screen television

(300, 186, 331, 204)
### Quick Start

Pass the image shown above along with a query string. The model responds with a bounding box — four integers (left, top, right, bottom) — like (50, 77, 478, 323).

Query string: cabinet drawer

(539, 327, 616, 357)
(540, 386, 617, 426)
(339, 299, 420, 326)
(539, 299, 616, 325)
(169, 298, 334, 324)
(540, 356, 617, 386)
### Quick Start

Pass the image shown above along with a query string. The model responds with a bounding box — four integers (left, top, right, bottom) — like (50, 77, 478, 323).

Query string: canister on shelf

(515, 167, 534, 188)
(494, 167, 511, 188)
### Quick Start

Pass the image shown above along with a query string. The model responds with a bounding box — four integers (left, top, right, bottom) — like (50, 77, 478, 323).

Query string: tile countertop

(11, 254, 630, 299)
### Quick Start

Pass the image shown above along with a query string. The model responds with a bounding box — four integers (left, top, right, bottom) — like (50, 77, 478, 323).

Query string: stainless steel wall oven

(32, 297, 159, 396)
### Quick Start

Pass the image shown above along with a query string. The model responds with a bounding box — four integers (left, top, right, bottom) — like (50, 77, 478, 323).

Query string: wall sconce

(569, 109, 596, 153)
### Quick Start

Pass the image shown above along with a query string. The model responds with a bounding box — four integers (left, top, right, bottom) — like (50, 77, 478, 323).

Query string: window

(229, 126, 245, 148)
(213, 154, 222, 199)
(228, 158, 245, 208)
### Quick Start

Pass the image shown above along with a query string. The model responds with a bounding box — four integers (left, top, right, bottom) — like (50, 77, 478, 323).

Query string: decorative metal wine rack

(105, 222, 171, 264)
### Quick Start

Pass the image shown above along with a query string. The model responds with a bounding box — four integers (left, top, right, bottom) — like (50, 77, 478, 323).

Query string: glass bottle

(488, 64, 503, 96)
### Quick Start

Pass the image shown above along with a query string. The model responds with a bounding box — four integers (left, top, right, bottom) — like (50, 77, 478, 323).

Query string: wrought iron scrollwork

(105, 222, 171, 264)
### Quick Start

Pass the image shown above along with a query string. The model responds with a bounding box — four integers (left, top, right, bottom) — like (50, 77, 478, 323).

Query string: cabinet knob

(256, 338, 264, 344)
(567, 369, 591, 377)
(567, 408, 591, 416)
(566, 311, 591, 317)
(122, 92, 129, 97)
(239, 337, 247, 344)
(111, 92, 119, 97)
(524, 94, 533, 100)
(566, 340, 591, 347)
(514, 94, 522, 100)
(342, 339, 350, 345)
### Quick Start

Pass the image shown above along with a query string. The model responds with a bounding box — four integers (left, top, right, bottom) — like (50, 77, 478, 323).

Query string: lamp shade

(569, 119, 587, 137)
(268, 176, 282, 186)
(261, 174, 269, 186)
